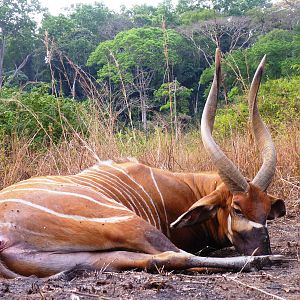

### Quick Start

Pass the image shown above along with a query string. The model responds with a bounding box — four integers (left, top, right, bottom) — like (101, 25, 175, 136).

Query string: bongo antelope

(0, 49, 285, 278)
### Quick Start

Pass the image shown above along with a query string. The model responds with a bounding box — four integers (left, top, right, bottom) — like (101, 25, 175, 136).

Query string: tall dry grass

(0, 116, 299, 212)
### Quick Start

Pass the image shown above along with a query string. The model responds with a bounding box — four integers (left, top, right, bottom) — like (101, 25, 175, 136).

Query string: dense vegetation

(0, 0, 299, 145)
(0, 1, 299, 124)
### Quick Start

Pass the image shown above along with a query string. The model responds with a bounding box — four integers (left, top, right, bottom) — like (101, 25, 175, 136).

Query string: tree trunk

(136, 67, 147, 133)
(0, 36, 6, 89)
(140, 92, 147, 132)
(173, 79, 178, 140)
(72, 70, 77, 99)
(5, 54, 30, 87)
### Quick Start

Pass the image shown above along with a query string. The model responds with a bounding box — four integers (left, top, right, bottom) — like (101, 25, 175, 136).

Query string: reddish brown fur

(0, 161, 285, 278)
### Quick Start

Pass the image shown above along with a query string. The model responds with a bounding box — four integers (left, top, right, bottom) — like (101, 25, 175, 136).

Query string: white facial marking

(226, 214, 233, 243)
(248, 220, 266, 229)
(229, 213, 267, 233)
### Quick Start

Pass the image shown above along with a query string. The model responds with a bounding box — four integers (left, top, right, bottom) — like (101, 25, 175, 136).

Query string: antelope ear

(170, 192, 220, 229)
(268, 196, 286, 220)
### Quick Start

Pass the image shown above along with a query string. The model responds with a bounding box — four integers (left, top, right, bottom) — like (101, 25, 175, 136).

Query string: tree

(177, 0, 202, 14)
(41, 14, 96, 67)
(247, 2, 300, 34)
(249, 29, 299, 78)
(123, 4, 158, 27)
(123, 0, 178, 27)
(2, 25, 40, 85)
(87, 27, 198, 130)
(179, 8, 219, 25)
(0, 0, 42, 88)
(69, 3, 112, 36)
(154, 80, 192, 115)
(41, 14, 76, 42)
(68, 3, 131, 41)
(200, 28, 300, 103)
(211, 0, 272, 16)
(180, 15, 261, 66)
(40, 3, 132, 98)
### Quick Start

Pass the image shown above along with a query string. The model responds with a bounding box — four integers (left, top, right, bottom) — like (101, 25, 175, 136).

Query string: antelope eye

(233, 207, 243, 216)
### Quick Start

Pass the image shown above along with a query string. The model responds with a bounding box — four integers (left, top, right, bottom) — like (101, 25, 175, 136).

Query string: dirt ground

(0, 209, 299, 299)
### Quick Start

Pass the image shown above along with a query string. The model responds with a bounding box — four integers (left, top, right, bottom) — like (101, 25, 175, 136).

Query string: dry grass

(0, 117, 299, 212)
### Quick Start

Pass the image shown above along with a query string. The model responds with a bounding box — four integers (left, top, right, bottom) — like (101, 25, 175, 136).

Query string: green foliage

(248, 29, 299, 78)
(154, 81, 192, 114)
(176, 0, 202, 14)
(155, 0, 178, 25)
(124, 0, 177, 27)
(227, 86, 239, 102)
(0, 0, 41, 35)
(180, 8, 218, 24)
(87, 27, 194, 88)
(1, 0, 299, 136)
(200, 66, 214, 85)
(0, 0, 42, 87)
(213, 76, 300, 136)
(259, 76, 300, 128)
(200, 28, 300, 98)
(41, 15, 98, 67)
(211, 0, 272, 16)
(69, 3, 113, 35)
(213, 101, 248, 137)
(41, 14, 76, 42)
(0, 87, 89, 146)
(4, 71, 28, 87)
(124, 4, 158, 27)
(4, 25, 40, 69)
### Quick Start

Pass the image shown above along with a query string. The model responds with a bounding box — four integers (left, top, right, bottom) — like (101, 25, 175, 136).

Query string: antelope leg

(0, 247, 284, 278)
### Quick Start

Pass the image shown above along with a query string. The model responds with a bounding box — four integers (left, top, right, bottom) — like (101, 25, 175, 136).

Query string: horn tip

(215, 48, 222, 78)
(215, 48, 221, 64)
(260, 55, 267, 69)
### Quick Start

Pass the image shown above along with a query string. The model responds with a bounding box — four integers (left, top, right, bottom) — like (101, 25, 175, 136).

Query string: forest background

(0, 0, 299, 205)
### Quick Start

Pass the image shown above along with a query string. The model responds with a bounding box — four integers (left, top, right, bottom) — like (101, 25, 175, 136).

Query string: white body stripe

(0, 199, 134, 223)
(104, 164, 162, 231)
(78, 172, 147, 219)
(73, 174, 138, 213)
(85, 169, 152, 224)
(0, 188, 129, 211)
(1, 163, 166, 232)
(6, 180, 118, 205)
(66, 175, 136, 210)
(64, 176, 125, 206)
(149, 167, 170, 237)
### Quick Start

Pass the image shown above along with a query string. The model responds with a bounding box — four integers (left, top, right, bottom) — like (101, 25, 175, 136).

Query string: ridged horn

(249, 55, 276, 191)
(201, 49, 249, 193)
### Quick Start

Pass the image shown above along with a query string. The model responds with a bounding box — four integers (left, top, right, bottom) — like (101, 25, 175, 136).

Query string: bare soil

(0, 211, 299, 300)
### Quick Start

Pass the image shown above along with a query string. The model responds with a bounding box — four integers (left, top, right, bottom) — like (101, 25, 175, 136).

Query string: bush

(0, 86, 90, 146)
(213, 76, 300, 136)
(259, 76, 300, 129)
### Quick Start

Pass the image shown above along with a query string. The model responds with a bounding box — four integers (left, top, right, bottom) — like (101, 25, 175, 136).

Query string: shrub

(213, 76, 300, 136)
(0, 86, 90, 147)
